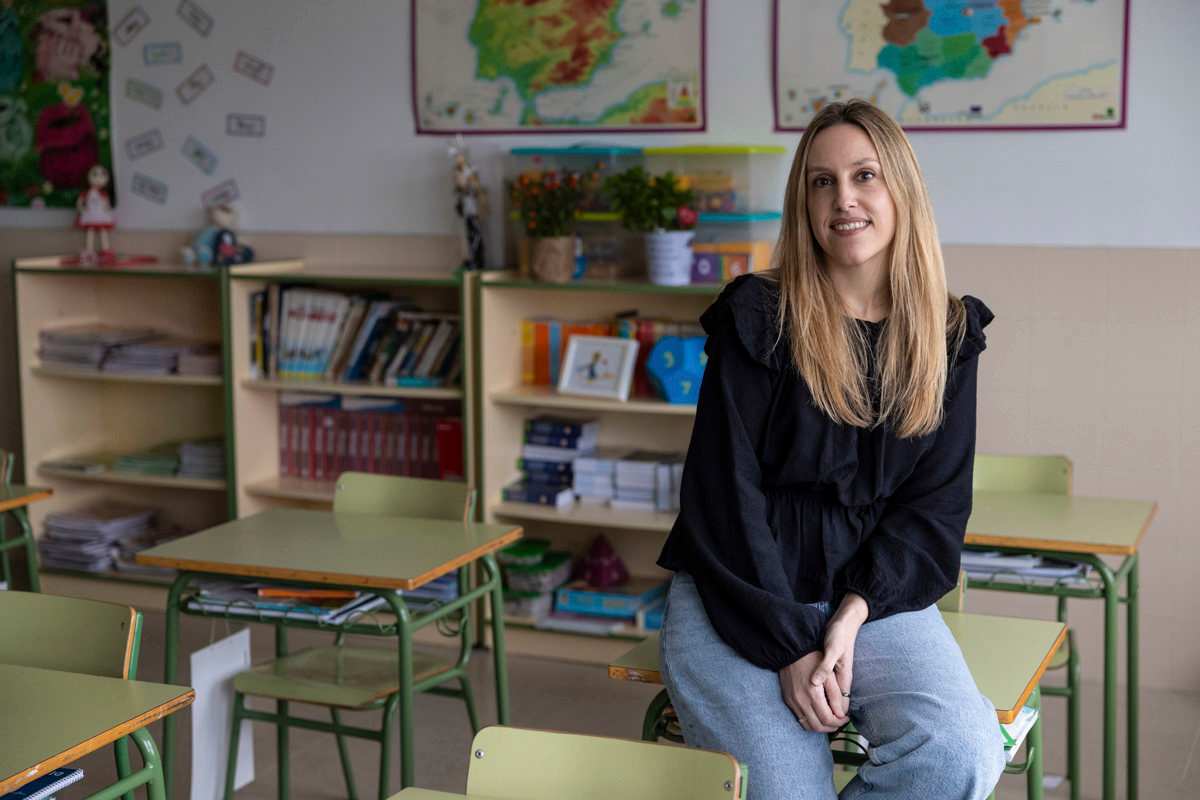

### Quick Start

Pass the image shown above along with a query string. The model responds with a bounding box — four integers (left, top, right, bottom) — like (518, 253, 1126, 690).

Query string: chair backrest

(0, 448, 13, 484)
(0, 591, 142, 679)
(973, 454, 1072, 495)
(936, 569, 968, 613)
(466, 726, 744, 800)
(332, 472, 475, 521)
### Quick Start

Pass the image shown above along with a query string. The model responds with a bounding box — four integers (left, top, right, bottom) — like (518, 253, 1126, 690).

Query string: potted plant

(510, 169, 587, 283)
(603, 166, 698, 285)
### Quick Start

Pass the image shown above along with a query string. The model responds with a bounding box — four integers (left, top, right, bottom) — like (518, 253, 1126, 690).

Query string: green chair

(225, 473, 479, 800)
(465, 725, 745, 799)
(972, 453, 1079, 800)
(0, 449, 15, 588)
(0, 448, 39, 592)
(0, 591, 160, 800)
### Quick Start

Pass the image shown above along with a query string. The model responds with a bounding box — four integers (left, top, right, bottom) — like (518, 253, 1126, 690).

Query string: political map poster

(773, 0, 1129, 131)
(0, 0, 113, 208)
(412, 0, 706, 134)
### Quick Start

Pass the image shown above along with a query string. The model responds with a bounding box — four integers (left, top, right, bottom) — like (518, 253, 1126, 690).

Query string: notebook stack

(502, 416, 598, 510)
(177, 346, 222, 375)
(613, 451, 684, 513)
(571, 449, 626, 506)
(498, 539, 572, 622)
(104, 337, 216, 375)
(179, 438, 226, 480)
(114, 443, 180, 476)
(37, 502, 156, 573)
(37, 324, 158, 369)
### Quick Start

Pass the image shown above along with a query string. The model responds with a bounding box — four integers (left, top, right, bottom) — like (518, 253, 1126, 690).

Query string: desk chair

(0, 449, 14, 588)
(465, 726, 745, 799)
(225, 473, 479, 800)
(972, 453, 1079, 799)
(0, 591, 160, 800)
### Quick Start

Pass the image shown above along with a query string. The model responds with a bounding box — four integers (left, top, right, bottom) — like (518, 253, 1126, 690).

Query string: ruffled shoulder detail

(954, 295, 994, 365)
(699, 273, 784, 370)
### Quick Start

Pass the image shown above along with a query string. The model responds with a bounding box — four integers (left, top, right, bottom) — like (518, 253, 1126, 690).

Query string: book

(1000, 704, 1039, 762)
(523, 415, 599, 440)
(0, 768, 84, 800)
(501, 480, 574, 510)
(554, 577, 669, 619)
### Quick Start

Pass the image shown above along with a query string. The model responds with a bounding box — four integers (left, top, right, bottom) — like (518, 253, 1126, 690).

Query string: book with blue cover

(555, 577, 669, 619)
(522, 416, 599, 440)
(1, 768, 84, 800)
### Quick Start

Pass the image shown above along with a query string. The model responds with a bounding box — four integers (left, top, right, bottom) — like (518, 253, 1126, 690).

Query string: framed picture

(558, 335, 639, 401)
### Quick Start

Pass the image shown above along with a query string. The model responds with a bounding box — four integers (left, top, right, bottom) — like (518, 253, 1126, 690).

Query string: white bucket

(645, 230, 695, 286)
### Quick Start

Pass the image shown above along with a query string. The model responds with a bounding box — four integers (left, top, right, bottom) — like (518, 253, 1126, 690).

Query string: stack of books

(177, 346, 222, 376)
(520, 318, 613, 387)
(960, 551, 1089, 587)
(502, 416, 598, 509)
(247, 287, 463, 388)
(542, 577, 669, 636)
(186, 580, 392, 624)
(37, 324, 158, 369)
(114, 444, 179, 477)
(37, 502, 156, 573)
(103, 337, 217, 376)
(179, 438, 226, 480)
(613, 451, 684, 513)
(572, 449, 625, 505)
(277, 393, 463, 482)
(498, 539, 572, 622)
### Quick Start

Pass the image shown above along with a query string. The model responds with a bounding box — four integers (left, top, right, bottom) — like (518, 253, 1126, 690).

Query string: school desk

(965, 490, 1156, 800)
(610, 612, 1065, 800)
(136, 508, 522, 792)
(0, 484, 52, 592)
(0, 663, 193, 799)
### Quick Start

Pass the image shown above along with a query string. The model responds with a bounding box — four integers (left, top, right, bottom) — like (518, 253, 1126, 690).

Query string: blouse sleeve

(837, 296, 993, 621)
(668, 295, 826, 671)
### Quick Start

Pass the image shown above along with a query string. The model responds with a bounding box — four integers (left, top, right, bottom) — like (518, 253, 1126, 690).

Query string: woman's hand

(778, 593, 869, 732)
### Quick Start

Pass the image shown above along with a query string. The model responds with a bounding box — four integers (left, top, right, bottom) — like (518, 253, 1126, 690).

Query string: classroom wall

(1, 1, 1197, 691)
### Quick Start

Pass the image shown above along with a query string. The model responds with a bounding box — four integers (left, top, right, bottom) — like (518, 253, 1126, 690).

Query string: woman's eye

(858, 170, 876, 181)
(813, 176, 832, 187)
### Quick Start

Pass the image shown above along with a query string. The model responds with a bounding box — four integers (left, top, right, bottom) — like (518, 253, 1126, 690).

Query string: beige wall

(2, 232, 1196, 691)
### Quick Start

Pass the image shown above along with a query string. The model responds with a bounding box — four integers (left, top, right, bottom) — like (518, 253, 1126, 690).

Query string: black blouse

(658, 274, 994, 671)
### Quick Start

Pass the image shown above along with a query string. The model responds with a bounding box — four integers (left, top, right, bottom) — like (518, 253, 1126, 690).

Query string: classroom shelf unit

(475, 271, 718, 662)
(13, 259, 238, 604)
(226, 262, 477, 517)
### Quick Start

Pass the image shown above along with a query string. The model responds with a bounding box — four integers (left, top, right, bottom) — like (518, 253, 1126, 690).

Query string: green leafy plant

(510, 170, 587, 238)
(603, 167, 697, 233)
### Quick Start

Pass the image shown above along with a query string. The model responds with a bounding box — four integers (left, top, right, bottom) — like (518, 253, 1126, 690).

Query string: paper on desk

(191, 628, 254, 800)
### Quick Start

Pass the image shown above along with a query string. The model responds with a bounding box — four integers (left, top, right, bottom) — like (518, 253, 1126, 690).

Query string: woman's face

(804, 124, 897, 275)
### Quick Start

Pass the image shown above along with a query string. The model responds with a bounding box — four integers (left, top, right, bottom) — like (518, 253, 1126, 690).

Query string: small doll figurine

(181, 203, 254, 267)
(449, 136, 487, 270)
(76, 163, 114, 265)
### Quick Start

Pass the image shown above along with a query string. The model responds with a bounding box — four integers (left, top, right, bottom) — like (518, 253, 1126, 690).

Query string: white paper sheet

(190, 628, 255, 800)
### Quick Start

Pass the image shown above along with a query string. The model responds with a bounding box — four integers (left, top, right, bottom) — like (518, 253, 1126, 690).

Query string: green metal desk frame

(160, 554, 510, 794)
(966, 547, 1138, 800)
(0, 485, 51, 592)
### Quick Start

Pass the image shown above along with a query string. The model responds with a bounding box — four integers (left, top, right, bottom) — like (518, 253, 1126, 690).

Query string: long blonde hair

(767, 99, 967, 439)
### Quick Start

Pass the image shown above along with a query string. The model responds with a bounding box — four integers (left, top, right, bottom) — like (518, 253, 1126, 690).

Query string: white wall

(1, 0, 1196, 251)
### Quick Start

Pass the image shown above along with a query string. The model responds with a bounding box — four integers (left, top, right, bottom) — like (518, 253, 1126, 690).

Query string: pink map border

(771, 0, 1131, 133)
(411, 1, 708, 136)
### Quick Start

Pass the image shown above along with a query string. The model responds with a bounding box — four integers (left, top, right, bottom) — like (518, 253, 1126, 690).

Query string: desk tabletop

(609, 612, 1064, 725)
(0, 664, 194, 794)
(136, 508, 523, 590)
(389, 791, 501, 800)
(966, 491, 1157, 556)
(0, 484, 53, 513)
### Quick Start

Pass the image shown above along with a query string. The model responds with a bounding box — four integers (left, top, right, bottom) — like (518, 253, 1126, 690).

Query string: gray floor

(56, 610, 1200, 800)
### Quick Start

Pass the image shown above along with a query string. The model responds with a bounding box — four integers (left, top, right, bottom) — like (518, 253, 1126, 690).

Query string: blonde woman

(657, 100, 1002, 799)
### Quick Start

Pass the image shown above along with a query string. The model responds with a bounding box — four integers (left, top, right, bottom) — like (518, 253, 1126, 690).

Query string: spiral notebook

(0, 768, 84, 800)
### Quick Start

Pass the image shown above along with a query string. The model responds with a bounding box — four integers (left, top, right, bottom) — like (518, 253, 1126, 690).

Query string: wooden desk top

(0, 485, 53, 514)
(136, 508, 523, 590)
(0, 664, 193, 794)
(609, 612, 1065, 725)
(966, 491, 1157, 556)
(389, 791, 500, 800)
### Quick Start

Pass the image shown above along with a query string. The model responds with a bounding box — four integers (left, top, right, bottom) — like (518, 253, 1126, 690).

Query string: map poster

(774, 0, 1129, 131)
(412, 0, 706, 134)
(0, 1, 114, 208)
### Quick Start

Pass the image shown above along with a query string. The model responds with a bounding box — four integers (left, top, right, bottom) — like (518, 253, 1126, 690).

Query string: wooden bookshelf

(476, 277, 713, 660)
(12, 257, 256, 599)
(242, 378, 462, 400)
(32, 364, 223, 387)
(227, 265, 476, 516)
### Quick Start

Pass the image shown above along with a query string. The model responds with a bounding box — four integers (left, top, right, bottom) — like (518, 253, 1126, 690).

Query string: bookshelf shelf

(492, 501, 676, 533)
(490, 385, 695, 416)
(244, 477, 337, 504)
(40, 566, 176, 588)
(37, 464, 228, 492)
(242, 378, 462, 400)
(32, 364, 223, 387)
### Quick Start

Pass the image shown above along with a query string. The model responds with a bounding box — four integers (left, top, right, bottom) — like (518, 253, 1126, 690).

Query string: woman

(657, 100, 1002, 799)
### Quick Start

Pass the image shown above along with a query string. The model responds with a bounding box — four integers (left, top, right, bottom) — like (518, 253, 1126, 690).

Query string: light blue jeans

(659, 571, 1005, 800)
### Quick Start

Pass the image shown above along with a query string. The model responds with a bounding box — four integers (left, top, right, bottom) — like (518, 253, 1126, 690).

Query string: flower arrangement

(510, 169, 589, 238)
(603, 167, 698, 233)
